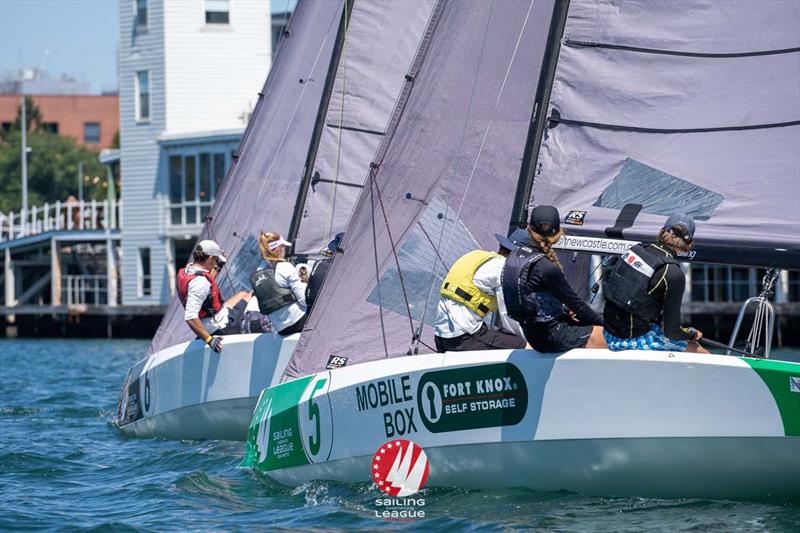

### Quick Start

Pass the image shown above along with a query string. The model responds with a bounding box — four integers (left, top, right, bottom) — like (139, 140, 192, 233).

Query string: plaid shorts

(603, 324, 689, 352)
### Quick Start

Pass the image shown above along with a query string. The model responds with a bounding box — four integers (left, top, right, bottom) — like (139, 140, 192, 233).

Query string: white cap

(197, 239, 227, 263)
(268, 237, 292, 252)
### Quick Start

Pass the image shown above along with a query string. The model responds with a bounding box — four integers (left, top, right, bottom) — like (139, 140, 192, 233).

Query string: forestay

(148, 0, 343, 354)
(291, 0, 436, 256)
(531, 0, 800, 268)
(286, 0, 557, 378)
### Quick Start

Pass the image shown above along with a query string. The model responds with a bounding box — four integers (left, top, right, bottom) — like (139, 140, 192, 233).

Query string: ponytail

(527, 225, 564, 270)
(258, 231, 284, 263)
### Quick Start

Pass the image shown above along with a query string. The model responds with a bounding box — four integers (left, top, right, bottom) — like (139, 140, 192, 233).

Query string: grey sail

(286, 0, 557, 378)
(290, 0, 436, 256)
(530, 0, 800, 268)
(148, 0, 344, 354)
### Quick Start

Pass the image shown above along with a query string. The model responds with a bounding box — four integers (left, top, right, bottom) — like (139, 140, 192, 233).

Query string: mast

(286, 0, 354, 256)
(508, 0, 571, 234)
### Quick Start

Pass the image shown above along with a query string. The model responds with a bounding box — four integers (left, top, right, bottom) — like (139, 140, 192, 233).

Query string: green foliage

(0, 98, 108, 213)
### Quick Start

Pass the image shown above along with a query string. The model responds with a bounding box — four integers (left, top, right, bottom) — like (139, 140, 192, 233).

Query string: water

(1, 339, 798, 531)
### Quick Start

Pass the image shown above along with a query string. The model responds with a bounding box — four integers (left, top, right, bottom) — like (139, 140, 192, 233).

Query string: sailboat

(114, 0, 436, 440)
(242, 0, 800, 500)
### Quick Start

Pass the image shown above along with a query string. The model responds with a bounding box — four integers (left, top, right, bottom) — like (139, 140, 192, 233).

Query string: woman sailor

(249, 232, 308, 336)
(501, 205, 607, 352)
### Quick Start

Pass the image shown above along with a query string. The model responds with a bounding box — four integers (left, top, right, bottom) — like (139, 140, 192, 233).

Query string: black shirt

(603, 244, 694, 340)
(528, 258, 604, 326)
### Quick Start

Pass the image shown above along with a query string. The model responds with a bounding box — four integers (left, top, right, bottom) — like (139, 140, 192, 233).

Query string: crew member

(502, 205, 606, 352)
(250, 232, 308, 336)
(177, 240, 252, 352)
(602, 213, 708, 353)
(305, 233, 343, 312)
(433, 235, 527, 352)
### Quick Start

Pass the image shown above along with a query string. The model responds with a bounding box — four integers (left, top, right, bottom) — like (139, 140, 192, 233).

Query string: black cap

(530, 205, 561, 236)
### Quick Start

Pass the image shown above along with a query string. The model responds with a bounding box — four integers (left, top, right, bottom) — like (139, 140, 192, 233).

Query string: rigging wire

(409, 0, 536, 352)
(323, 0, 349, 247)
(369, 176, 390, 358)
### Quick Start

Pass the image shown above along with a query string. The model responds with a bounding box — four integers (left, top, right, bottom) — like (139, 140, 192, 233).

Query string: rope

(369, 177, 389, 358)
(369, 166, 417, 343)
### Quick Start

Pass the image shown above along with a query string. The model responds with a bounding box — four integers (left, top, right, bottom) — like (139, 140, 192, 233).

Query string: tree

(0, 98, 107, 213)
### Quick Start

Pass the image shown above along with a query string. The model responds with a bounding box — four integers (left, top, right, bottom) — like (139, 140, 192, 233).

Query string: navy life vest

(501, 245, 563, 324)
(250, 262, 296, 315)
(305, 258, 331, 312)
(176, 267, 223, 319)
(604, 244, 676, 322)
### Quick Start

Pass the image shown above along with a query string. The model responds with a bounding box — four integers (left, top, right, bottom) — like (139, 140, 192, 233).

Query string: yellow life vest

(440, 250, 500, 317)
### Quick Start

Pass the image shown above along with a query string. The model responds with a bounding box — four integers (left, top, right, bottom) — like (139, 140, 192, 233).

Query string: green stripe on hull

(742, 358, 800, 436)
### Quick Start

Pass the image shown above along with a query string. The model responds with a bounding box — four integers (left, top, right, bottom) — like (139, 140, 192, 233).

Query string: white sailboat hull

(243, 349, 800, 500)
(116, 333, 297, 441)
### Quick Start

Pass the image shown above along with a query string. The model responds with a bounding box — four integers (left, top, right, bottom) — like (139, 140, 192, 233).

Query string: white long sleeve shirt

(433, 256, 523, 339)
(183, 265, 229, 333)
(251, 261, 307, 333)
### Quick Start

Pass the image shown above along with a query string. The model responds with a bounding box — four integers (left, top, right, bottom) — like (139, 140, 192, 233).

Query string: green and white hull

(242, 349, 800, 500)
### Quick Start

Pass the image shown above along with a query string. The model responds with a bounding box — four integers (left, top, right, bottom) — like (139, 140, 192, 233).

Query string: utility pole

(78, 161, 84, 203)
(20, 95, 28, 235)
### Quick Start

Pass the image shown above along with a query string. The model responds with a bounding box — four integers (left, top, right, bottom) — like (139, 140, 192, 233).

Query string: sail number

(298, 373, 334, 463)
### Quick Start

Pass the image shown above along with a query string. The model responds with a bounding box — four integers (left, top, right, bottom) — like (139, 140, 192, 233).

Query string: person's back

(433, 237, 526, 353)
(602, 213, 707, 353)
(250, 232, 307, 336)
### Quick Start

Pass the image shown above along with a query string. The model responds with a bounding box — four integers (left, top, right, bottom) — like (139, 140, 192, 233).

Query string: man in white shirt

(177, 240, 252, 352)
(433, 234, 527, 352)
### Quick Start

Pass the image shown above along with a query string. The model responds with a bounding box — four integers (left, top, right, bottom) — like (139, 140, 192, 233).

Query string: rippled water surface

(1, 339, 798, 531)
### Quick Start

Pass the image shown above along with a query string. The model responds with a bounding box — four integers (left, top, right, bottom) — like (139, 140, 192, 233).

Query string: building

(117, 0, 271, 306)
(0, 94, 119, 149)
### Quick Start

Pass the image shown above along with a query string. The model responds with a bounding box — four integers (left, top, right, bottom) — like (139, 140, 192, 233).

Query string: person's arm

(660, 264, 698, 341)
(185, 277, 222, 350)
(279, 262, 308, 306)
(540, 261, 603, 325)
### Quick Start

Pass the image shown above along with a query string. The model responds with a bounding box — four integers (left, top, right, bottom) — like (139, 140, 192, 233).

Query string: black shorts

(434, 322, 527, 353)
(522, 319, 592, 353)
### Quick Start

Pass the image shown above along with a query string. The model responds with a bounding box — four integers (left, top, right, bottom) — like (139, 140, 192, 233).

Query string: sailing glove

(207, 336, 223, 352)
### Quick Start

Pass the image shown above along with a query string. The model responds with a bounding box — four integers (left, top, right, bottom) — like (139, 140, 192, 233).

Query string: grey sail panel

(292, 0, 436, 256)
(286, 0, 556, 378)
(148, 0, 343, 354)
(532, 0, 800, 267)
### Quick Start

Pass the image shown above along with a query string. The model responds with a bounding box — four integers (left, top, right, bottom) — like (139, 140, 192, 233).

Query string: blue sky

(0, 0, 295, 94)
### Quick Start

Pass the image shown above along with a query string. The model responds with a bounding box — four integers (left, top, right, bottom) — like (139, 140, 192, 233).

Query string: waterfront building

(117, 0, 271, 306)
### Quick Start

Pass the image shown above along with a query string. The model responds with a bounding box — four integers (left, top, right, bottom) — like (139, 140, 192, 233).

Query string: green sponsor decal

(417, 363, 527, 433)
(241, 375, 314, 471)
(743, 358, 800, 436)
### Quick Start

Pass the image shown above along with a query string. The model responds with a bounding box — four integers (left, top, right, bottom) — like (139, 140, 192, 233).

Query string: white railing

(62, 275, 109, 306)
(167, 200, 213, 228)
(0, 199, 122, 242)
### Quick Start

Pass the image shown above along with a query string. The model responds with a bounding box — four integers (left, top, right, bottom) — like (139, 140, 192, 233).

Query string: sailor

(177, 240, 252, 352)
(433, 235, 527, 352)
(602, 213, 708, 353)
(305, 233, 343, 312)
(502, 205, 607, 352)
(250, 232, 308, 336)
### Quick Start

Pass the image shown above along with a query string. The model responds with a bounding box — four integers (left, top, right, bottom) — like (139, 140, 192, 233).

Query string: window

(168, 151, 231, 226)
(205, 0, 229, 24)
(139, 247, 151, 297)
(135, 71, 150, 121)
(135, 0, 148, 28)
(84, 122, 101, 143)
(1, 122, 11, 132)
(42, 122, 59, 134)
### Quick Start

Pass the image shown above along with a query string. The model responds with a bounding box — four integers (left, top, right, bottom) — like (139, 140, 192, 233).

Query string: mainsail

(289, 0, 436, 256)
(148, 0, 436, 353)
(286, 0, 558, 377)
(530, 0, 800, 268)
(148, 0, 343, 353)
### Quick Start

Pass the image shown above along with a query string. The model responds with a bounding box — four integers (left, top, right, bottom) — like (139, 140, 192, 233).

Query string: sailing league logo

(372, 439, 429, 496)
(371, 439, 428, 520)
